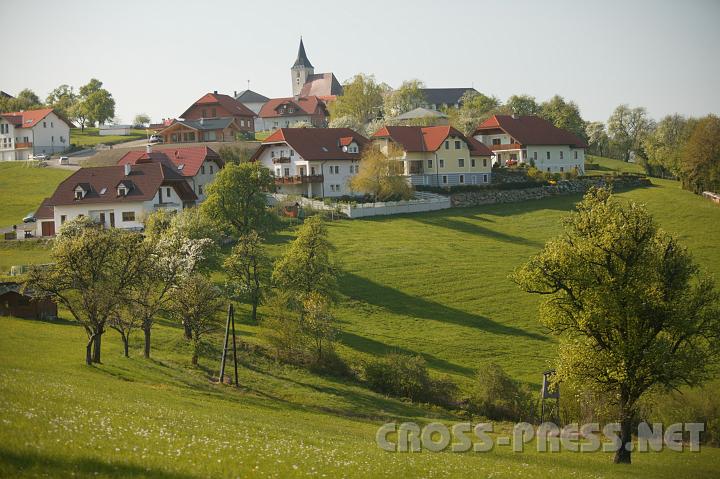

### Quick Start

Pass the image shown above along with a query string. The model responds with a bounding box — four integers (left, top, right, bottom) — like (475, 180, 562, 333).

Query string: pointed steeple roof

(292, 37, 314, 69)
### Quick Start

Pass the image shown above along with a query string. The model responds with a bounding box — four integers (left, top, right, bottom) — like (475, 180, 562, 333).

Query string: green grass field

(71, 128, 147, 148)
(1, 159, 719, 476)
(585, 155, 645, 174)
(0, 162, 72, 228)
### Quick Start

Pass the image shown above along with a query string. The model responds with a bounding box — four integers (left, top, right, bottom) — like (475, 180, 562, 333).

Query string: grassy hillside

(0, 162, 72, 227)
(1, 160, 719, 476)
(586, 155, 645, 174)
(71, 128, 147, 148)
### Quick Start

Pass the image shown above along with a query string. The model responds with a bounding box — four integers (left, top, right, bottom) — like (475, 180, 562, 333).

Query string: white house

(251, 128, 368, 198)
(234, 90, 270, 116)
(36, 162, 197, 236)
(472, 115, 587, 174)
(117, 145, 224, 202)
(0, 108, 74, 160)
(99, 124, 133, 136)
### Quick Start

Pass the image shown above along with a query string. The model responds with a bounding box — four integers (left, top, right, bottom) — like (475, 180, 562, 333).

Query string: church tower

(291, 38, 314, 96)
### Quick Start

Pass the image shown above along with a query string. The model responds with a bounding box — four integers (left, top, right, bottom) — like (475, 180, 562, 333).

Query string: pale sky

(1, 0, 718, 125)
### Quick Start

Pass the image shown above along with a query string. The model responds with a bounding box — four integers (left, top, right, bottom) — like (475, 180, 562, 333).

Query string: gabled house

(472, 115, 587, 173)
(234, 90, 270, 116)
(251, 128, 368, 198)
(372, 125, 494, 187)
(159, 118, 243, 144)
(0, 108, 74, 160)
(37, 162, 197, 236)
(257, 96, 329, 131)
(176, 91, 256, 133)
(118, 145, 224, 201)
(419, 88, 478, 110)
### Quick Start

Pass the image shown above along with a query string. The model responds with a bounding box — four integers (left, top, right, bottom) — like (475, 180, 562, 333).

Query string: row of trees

(1, 79, 116, 131)
(327, 74, 586, 139)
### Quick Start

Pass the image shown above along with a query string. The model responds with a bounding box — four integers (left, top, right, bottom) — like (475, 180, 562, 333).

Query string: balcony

(272, 156, 291, 164)
(274, 175, 324, 185)
(15, 142, 32, 149)
(490, 143, 523, 151)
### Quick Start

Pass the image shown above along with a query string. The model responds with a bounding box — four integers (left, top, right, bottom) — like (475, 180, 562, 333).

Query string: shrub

(363, 353, 431, 401)
(468, 363, 534, 421)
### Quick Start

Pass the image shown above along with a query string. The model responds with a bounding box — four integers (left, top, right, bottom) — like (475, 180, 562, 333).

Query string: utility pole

(218, 304, 239, 387)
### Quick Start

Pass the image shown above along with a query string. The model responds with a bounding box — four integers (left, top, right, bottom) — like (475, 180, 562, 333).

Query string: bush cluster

(466, 363, 535, 422)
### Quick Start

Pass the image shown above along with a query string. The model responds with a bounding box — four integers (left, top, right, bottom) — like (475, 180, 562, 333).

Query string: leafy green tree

(349, 143, 412, 201)
(85, 89, 115, 126)
(539, 95, 586, 140)
(46, 85, 77, 118)
(0, 89, 43, 112)
(505, 94, 540, 116)
(69, 101, 91, 132)
(607, 104, 654, 162)
(513, 187, 720, 464)
(329, 74, 389, 124)
(224, 231, 269, 322)
(201, 162, 277, 237)
(218, 144, 251, 165)
(384, 79, 426, 116)
(301, 291, 337, 363)
(168, 274, 224, 365)
(133, 113, 150, 127)
(680, 115, 720, 194)
(585, 121, 610, 157)
(643, 114, 695, 178)
(25, 218, 147, 365)
(272, 215, 338, 311)
(446, 90, 500, 135)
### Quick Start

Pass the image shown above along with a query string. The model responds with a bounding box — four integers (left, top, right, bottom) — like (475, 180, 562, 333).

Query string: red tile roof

(473, 115, 587, 148)
(373, 125, 493, 157)
(47, 163, 197, 207)
(34, 197, 54, 220)
(258, 96, 328, 119)
(118, 146, 223, 177)
(299, 73, 343, 97)
(252, 128, 368, 161)
(180, 93, 256, 119)
(0, 108, 74, 129)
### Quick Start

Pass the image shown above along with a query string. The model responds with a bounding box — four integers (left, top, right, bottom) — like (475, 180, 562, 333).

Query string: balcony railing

(490, 143, 523, 151)
(15, 142, 32, 149)
(272, 157, 291, 164)
(274, 175, 324, 185)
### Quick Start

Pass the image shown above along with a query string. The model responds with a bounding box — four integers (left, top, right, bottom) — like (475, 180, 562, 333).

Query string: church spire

(292, 37, 314, 69)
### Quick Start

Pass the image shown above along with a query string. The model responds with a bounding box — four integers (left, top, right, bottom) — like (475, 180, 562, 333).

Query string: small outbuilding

(99, 124, 133, 136)
(0, 282, 57, 320)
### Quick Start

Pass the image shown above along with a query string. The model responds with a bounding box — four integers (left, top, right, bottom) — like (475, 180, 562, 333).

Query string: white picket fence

(269, 192, 450, 219)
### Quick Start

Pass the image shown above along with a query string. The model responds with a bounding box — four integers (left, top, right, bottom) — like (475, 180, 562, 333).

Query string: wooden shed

(0, 282, 57, 320)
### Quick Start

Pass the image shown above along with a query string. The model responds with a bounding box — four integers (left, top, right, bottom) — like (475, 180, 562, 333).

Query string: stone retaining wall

(450, 176, 651, 207)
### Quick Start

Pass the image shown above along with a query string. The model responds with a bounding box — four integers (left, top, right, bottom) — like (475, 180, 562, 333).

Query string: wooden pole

(219, 304, 231, 383)
(230, 304, 239, 387)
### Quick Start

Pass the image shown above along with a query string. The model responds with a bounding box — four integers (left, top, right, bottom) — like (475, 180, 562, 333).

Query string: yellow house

(372, 125, 493, 187)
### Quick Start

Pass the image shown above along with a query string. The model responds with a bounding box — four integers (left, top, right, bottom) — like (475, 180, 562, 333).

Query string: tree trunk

(92, 332, 102, 363)
(192, 353, 198, 366)
(143, 327, 151, 359)
(122, 333, 129, 358)
(614, 393, 633, 464)
(251, 300, 258, 322)
(85, 335, 94, 365)
(183, 320, 192, 340)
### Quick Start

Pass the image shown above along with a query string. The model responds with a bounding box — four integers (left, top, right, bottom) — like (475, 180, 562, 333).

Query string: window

(439, 159, 445, 168)
(547, 167, 551, 172)
(122, 211, 135, 222)
(444, 141, 449, 149)
(483, 174, 488, 183)
(43, 121, 47, 128)
(211, 108, 217, 117)
(546, 151, 551, 160)
(333, 166, 340, 174)
(455, 140, 461, 149)
(198, 184, 204, 195)
(166, 187, 171, 197)
(559, 151, 564, 160)
(560, 167, 564, 172)
(202, 109, 207, 117)
(574, 150, 578, 160)
(471, 159, 476, 167)
(533, 151, 538, 161)
(290, 150, 295, 156)
(275, 167, 281, 176)
(284, 167, 290, 176)
(51, 136, 54, 142)
(310, 166, 316, 175)
(483, 158, 488, 167)
(51, 122, 54, 128)
(492, 138, 501, 145)
(75, 190, 83, 200)
(271, 151, 275, 158)
(459, 174, 465, 184)
(427, 159, 433, 169)
(458, 158, 464, 168)
(335, 184, 341, 191)
(201, 165, 205, 174)
(209, 165, 213, 174)
(442, 175, 448, 184)
(60, 215, 66, 224)
(330, 184, 335, 192)
(117, 186, 127, 196)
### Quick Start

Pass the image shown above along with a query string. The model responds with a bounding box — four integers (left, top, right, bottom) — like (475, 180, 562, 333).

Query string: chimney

(124, 163, 131, 176)
(146, 144, 152, 154)
(234, 90, 237, 97)
(213, 90, 218, 95)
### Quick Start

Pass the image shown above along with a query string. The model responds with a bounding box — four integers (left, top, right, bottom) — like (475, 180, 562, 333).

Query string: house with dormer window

(256, 96, 329, 131)
(251, 128, 368, 198)
(34, 162, 197, 236)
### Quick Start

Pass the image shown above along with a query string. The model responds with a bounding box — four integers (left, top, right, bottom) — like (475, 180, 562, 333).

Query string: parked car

(30, 154, 49, 161)
(22, 213, 36, 223)
(58, 156, 70, 165)
(149, 135, 163, 144)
